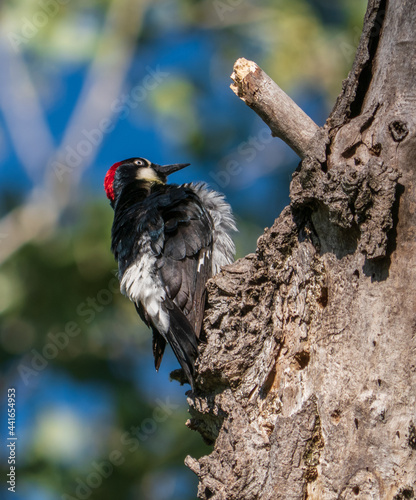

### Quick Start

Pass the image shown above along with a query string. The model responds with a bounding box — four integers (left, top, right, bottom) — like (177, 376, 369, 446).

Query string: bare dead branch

(230, 57, 320, 159)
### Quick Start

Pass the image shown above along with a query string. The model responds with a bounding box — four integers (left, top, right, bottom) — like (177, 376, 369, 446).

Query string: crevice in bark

(327, 0, 385, 129)
(259, 353, 279, 399)
(302, 414, 324, 484)
(362, 182, 404, 280)
(349, 0, 387, 117)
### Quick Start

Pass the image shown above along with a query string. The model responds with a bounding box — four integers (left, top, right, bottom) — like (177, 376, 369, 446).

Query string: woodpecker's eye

(134, 159, 145, 166)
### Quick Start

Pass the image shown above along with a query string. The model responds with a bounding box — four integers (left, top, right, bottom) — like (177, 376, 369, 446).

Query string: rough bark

(185, 1, 416, 499)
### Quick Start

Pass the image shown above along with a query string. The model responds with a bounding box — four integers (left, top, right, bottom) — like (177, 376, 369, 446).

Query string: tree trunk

(184, 1, 416, 498)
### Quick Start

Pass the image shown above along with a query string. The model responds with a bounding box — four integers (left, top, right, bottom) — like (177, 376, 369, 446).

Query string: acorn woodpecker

(104, 158, 236, 390)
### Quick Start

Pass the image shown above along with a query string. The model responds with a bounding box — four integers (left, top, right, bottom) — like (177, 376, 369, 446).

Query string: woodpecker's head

(104, 157, 190, 206)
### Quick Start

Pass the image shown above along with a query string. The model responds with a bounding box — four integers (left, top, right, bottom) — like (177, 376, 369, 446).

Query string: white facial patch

(136, 167, 162, 183)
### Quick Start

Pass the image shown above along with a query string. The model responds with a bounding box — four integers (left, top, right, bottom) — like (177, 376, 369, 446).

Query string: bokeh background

(0, 1, 366, 499)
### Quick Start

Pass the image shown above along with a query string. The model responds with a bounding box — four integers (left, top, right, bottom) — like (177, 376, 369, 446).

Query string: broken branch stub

(230, 57, 320, 159)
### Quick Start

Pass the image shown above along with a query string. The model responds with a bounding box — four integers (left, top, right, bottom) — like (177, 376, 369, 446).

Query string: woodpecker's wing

(149, 186, 213, 334)
(146, 186, 213, 383)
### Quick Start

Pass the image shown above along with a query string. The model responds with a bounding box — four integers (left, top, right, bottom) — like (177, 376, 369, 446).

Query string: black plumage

(104, 157, 232, 390)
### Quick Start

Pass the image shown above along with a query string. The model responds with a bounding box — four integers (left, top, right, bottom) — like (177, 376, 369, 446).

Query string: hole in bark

(370, 142, 382, 156)
(354, 418, 359, 429)
(331, 409, 341, 424)
(205, 487, 214, 498)
(408, 423, 416, 450)
(373, 340, 377, 347)
(342, 141, 362, 159)
(317, 287, 328, 307)
(389, 120, 409, 142)
(353, 269, 360, 278)
(377, 378, 382, 386)
(393, 486, 415, 499)
(396, 431, 400, 438)
(294, 350, 310, 370)
(353, 486, 360, 495)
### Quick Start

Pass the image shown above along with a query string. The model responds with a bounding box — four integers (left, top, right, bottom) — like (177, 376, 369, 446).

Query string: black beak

(152, 162, 190, 176)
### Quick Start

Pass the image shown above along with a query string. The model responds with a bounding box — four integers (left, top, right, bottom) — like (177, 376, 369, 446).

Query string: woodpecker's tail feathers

(152, 329, 166, 371)
(163, 300, 198, 391)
